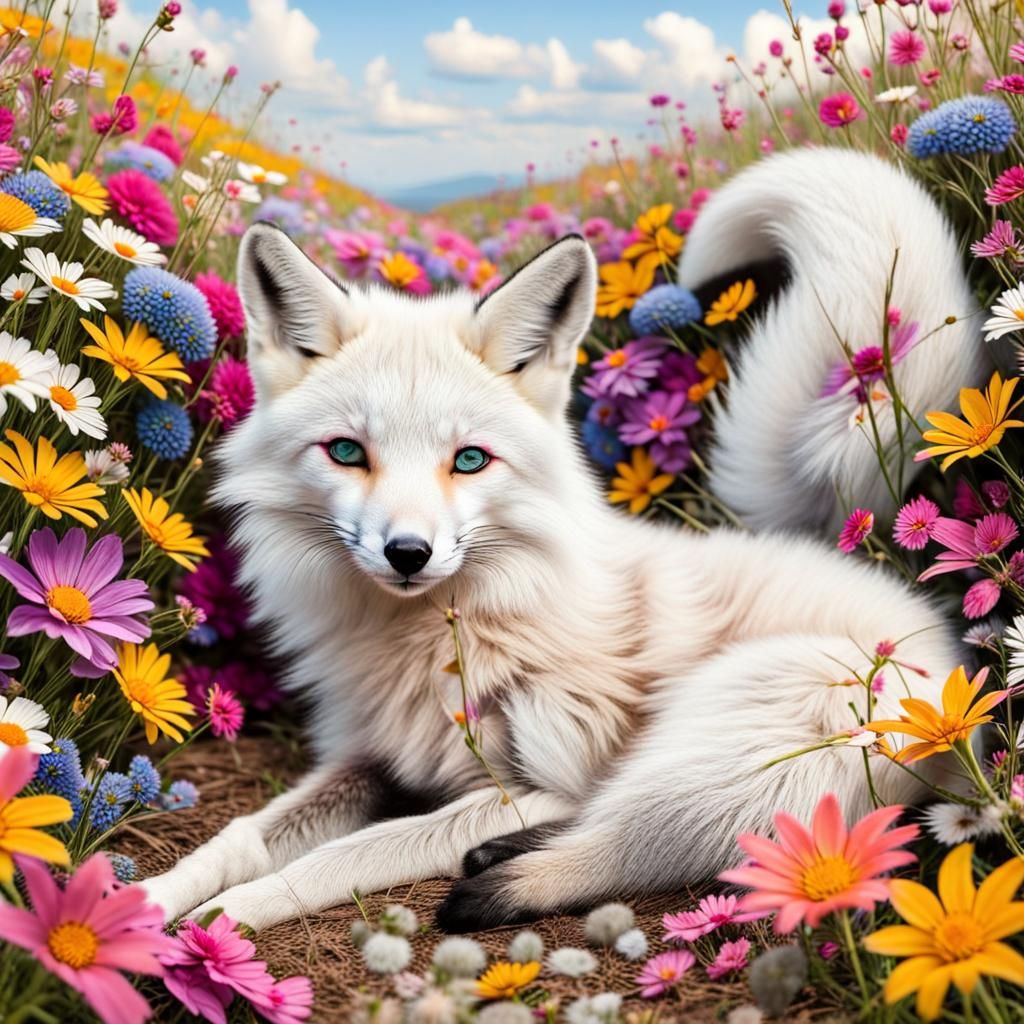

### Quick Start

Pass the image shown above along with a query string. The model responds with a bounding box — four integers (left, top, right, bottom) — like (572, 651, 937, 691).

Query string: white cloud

(643, 12, 729, 88)
(362, 56, 467, 131)
(589, 38, 648, 86)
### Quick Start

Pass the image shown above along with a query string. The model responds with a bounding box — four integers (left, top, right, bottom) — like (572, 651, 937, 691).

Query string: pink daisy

(106, 169, 179, 247)
(707, 937, 751, 980)
(324, 229, 387, 278)
(963, 578, 1002, 619)
(662, 893, 764, 943)
(0, 854, 171, 1024)
(208, 683, 244, 741)
(970, 220, 1023, 261)
(253, 976, 315, 1024)
(720, 793, 918, 933)
(985, 166, 1024, 206)
(889, 30, 926, 65)
(819, 92, 861, 127)
(194, 271, 246, 341)
(918, 513, 1017, 581)
(820, 321, 920, 399)
(837, 508, 874, 553)
(635, 949, 695, 998)
(0, 528, 153, 672)
(892, 496, 940, 550)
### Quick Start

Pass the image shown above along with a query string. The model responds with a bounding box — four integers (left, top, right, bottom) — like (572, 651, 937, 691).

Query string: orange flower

(595, 261, 655, 319)
(687, 346, 729, 402)
(622, 203, 683, 270)
(608, 447, 673, 514)
(705, 279, 756, 326)
(476, 960, 541, 999)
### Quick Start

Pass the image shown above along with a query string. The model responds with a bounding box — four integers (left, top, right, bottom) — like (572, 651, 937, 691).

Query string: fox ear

(474, 234, 596, 416)
(237, 222, 357, 400)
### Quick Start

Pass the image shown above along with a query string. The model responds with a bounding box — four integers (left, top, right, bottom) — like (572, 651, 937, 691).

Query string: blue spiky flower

(128, 754, 161, 804)
(108, 852, 138, 884)
(908, 96, 1017, 158)
(629, 284, 702, 336)
(160, 779, 199, 810)
(104, 142, 176, 182)
(34, 737, 85, 803)
(0, 170, 71, 220)
(122, 266, 217, 362)
(136, 397, 193, 460)
(90, 772, 132, 830)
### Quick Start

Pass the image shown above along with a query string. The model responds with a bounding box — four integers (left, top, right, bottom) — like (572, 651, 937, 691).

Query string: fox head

(217, 223, 599, 603)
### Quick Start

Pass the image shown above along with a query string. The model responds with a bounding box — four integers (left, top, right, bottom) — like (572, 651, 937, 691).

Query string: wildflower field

(4, 0, 1024, 1021)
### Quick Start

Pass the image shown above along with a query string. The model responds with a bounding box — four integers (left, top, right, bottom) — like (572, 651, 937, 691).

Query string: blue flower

(908, 96, 1017, 158)
(254, 196, 306, 236)
(424, 253, 452, 282)
(122, 266, 217, 362)
(104, 142, 176, 182)
(127, 754, 161, 804)
(160, 779, 199, 810)
(188, 622, 218, 646)
(0, 171, 71, 220)
(629, 285, 702, 336)
(90, 772, 132, 831)
(136, 397, 193, 460)
(34, 737, 85, 803)
(581, 419, 627, 470)
(108, 852, 138, 884)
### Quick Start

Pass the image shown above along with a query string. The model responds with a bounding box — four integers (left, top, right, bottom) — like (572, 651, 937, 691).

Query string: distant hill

(378, 174, 514, 212)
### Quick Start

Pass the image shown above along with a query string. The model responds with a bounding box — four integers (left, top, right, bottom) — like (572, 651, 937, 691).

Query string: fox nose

(384, 535, 432, 577)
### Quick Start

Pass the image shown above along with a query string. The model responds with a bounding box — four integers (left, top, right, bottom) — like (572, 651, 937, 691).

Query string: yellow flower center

(252, 171, 267, 183)
(47, 921, 99, 969)
(49, 385, 77, 411)
(1013, 308, 1024, 321)
(658, 966, 678, 979)
(606, 350, 628, 368)
(800, 855, 857, 901)
(11, 288, 24, 300)
(0, 360, 19, 386)
(934, 713, 973, 743)
(145, 521, 167, 547)
(966, 424, 994, 446)
(122, 675, 157, 715)
(113, 241, 137, 258)
(51, 275, 80, 295)
(0, 194, 37, 233)
(46, 585, 92, 624)
(0, 722, 28, 745)
(934, 913, 985, 961)
(649, 414, 670, 431)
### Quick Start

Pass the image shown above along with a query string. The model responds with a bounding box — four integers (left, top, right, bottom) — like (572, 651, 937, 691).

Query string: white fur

(678, 147, 987, 531)
(143, 164, 969, 930)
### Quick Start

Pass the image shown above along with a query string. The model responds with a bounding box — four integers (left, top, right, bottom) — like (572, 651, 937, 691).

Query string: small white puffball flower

(922, 802, 1003, 845)
(431, 936, 487, 978)
(392, 971, 426, 1000)
(614, 927, 648, 960)
(381, 903, 418, 936)
(477, 1003, 535, 1024)
(408, 989, 457, 1024)
(362, 932, 412, 974)
(566, 993, 623, 1024)
(507, 929, 544, 963)
(350, 919, 372, 948)
(727, 1007, 765, 1024)
(584, 902, 635, 945)
(547, 946, 597, 977)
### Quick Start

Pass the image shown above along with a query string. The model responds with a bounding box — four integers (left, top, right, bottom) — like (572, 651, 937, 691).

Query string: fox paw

(189, 875, 300, 932)
(436, 863, 541, 933)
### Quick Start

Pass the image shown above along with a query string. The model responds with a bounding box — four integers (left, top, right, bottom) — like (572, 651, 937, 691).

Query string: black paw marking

(462, 824, 564, 878)
(436, 867, 539, 933)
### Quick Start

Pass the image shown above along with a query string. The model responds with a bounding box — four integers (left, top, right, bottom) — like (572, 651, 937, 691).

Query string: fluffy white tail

(678, 147, 986, 532)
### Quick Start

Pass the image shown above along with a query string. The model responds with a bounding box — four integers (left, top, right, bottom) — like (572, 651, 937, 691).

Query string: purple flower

(619, 390, 700, 446)
(650, 438, 693, 474)
(582, 338, 667, 399)
(820, 320, 920, 399)
(177, 536, 250, 642)
(0, 652, 17, 689)
(0, 529, 153, 672)
(658, 350, 701, 393)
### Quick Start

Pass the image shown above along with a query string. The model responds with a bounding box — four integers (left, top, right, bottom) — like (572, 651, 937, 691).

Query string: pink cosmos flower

(918, 514, 1018, 580)
(985, 166, 1024, 206)
(582, 338, 666, 399)
(106, 169, 179, 247)
(194, 271, 245, 340)
(892, 496, 940, 550)
(820, 321, 920, 400)
(254, 976, 314, 1024)
(208, 683, 244, 741)
(838, 508, 874, 553)
(963, 578, 1002, 619)
(971, 220, 1023, 261)
(0, 528, 153, 672)
(890, 31, 926, 65)
(707, 937, 751, 979)
(662, 893, 764, 943)
(635, 949, 695, 998)
(324, 230, 385, 277)
(619, 390, 700, 446)
(720, 793, 918, 933)
(819, 92, 861, 127)
(0, 854, 171, 1024)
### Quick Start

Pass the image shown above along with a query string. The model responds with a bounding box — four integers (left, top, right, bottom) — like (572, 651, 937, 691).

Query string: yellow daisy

(595, 260, 656, 319)
(33, 157, 109, 216)
(704, 279, 757, 326)
(79, 316, 189, 399)
(123, 487, 210, 571)
(476, 961, 541, 1000)
(114, 643, 195, 745)
(621, 202, 683, 270)
(609, 447, 674, 515)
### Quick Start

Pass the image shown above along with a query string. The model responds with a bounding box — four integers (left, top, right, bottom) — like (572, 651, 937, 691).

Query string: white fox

(142, 148, 982, 933)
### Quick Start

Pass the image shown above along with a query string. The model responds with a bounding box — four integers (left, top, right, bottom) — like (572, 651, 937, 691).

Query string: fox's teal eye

(327, 439, 367, 467)
(454, 447, 490, 474)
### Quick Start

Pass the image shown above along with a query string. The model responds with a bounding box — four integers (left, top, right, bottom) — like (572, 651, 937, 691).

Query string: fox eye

(453, 447, 490, 474)
(327, 439, 367, 467)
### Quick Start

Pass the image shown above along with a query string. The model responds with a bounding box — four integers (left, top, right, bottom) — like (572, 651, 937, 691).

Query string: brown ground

(117, 736, 835, 1022)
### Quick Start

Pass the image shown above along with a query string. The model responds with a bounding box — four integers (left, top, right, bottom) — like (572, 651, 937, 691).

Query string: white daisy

(0, 193, 61, 249)
(236, 161, 287, 186)
(1, 272, 48, 304)
(982, 284, 1024, 342)
(42, 361, 107, 439)
(0, 695, 53, 754)
(21, 247, 117, 312)
(223, 179, 261, 203)
(963, 620, 1002, 650)
(82, 217, 166, 266)
(874, 85, 918, 104)
(0, 331, 57, 415)
(921, 802, 1002, 845)
(182, 170, 211, 193)
(1004, 614, 1024, 688)
(84, 446, 130, 485)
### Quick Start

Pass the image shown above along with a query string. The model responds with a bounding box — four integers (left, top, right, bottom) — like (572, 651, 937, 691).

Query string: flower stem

(839, 910, 870, 1004)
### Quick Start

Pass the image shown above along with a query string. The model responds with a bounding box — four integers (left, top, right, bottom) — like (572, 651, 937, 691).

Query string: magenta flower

(161, 914, 275, 1022)
(893, 496, 940, 550)
(889, 30, 926, 65)
(649, 94, 670, 107)
(0, 854, 171, 1024)
(838, 508, 874, 553)
(194, 271, 246, 340)
(582, 338, 666, 399)
(985, 166, 1024, 206)
(975, 512, 1019, 553)
(982, 480, 1011, 508)
(963, 578, 1002, 619)
(208, 683, 244, 741)
(0, 528, 153, 672)
(106, 169, 178, 247)
(659, 351, 701, 393)
(918, 514, 1018, 581)
(324, 229, 386, 277)
(663, 893, 764, 943)
(650, 438, 694, 474)
(91, 94, 137, 136)
(971, 220, 1023, 261)
(619, 390, 700, 446)
(253, 976, 314, 1024)
(636, 949, 695, 998)
(707, 937, 751, 979)
(821, 321, 919, 399)
(819, 92, 861, 127)
(1012, 41, 1024, 63)
(197, 356, 254, 429)
(143, 124, 183, 165)
(953, 478, 986, 520)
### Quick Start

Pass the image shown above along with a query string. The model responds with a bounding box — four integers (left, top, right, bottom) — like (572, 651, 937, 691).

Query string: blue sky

(97, 0, 813, 188)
